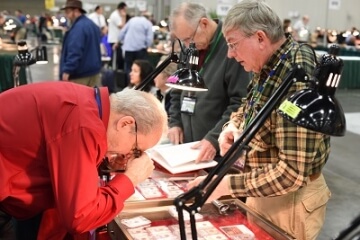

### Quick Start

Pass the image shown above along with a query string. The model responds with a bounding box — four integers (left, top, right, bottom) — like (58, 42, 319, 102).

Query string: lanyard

(199, 31, 222, 74)
(94, 87, 102, 119)
(244, 44, 294, 127)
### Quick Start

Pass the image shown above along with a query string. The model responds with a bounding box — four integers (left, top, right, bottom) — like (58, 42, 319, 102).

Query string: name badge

(181, 96, 197, 115)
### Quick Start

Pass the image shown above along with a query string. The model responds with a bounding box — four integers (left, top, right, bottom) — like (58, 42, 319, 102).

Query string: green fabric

(314, 46, 360, 89)
(0, 54, 27, 92)
(339, 59, 360, 89)
(147, 51, 162, 67)
(52, 28, 64, 42)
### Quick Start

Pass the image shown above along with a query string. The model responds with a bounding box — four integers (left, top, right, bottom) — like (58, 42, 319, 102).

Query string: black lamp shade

(278, 45, 346, 136)
(166, 68, 208, 91)
(35, 46, 48, 64)
(278, 89, 346, 136)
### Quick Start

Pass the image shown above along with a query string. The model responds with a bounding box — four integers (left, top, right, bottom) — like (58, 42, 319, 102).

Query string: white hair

(169, 2, 209, 31)
(109, 89, 167, 135)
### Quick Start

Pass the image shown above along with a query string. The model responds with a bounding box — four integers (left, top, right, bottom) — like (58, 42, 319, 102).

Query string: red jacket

(0, 82, 134, 239)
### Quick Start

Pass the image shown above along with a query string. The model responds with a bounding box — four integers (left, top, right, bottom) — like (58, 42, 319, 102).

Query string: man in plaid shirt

(188, 1, 331, 239)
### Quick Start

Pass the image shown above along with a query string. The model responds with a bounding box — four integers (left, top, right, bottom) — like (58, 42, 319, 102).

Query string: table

(315, 45, 360, 57)
(48, 27, 65, 43)
(123, 166, 207, 211)
(339, 56, 360, 89)
(148, 48, 168, 67)
(115, 198, 296, 240)
(0, 52, 27, 92)
(315, 51, 360, 89)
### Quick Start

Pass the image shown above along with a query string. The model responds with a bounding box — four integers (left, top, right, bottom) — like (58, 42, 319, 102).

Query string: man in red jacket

(0, 81, 167, 239)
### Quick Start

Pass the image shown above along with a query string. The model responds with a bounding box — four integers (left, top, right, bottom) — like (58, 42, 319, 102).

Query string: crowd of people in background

(0, 0, 357, 239)
(281, 14, 359, 49)
(1, 2, 360, 51)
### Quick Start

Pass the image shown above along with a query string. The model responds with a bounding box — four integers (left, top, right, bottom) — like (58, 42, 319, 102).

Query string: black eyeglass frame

(100, 121, 141, 173)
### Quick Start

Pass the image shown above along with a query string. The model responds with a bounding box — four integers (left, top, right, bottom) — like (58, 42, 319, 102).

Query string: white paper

(150, 142, 201, 167)
(147, 142, 217, 174)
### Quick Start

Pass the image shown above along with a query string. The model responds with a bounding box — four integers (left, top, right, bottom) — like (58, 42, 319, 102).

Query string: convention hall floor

(26, 45, 360, 240)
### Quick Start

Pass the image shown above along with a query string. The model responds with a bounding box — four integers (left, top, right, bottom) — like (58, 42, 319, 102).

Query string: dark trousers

(124, 48, 148, 83)
(0, 209, 16, 240)
(109, 43, 124, 71)
(0, 209, 42, 240)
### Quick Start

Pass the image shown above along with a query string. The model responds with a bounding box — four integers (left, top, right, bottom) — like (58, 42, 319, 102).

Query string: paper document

(147, 142, 217, 174)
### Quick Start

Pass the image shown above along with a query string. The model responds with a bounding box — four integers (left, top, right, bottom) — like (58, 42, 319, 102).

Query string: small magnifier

(212, 200, 230, 215)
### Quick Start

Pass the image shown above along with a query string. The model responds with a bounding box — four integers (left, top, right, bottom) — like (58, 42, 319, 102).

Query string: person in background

(0, 13, 26, 43)
(188, 1, 331, 239)
(14, 9, 26, 24)
(153, 55, 178, 116)
(100, 26, 112, 57)
(293, 15, 310, 43)
(0, 82, 167, 239)
(59, 0, 102, 87)
(108, 2, 127, 70)
(38, 12, 53, 43)
(127, 59, 157, 95)
(88, 5, 106, 30)
(119, 12, 154, 84)
(167, 2, 250, 163)
(345, 27, 358, 46)
(283, 18, 292, 35)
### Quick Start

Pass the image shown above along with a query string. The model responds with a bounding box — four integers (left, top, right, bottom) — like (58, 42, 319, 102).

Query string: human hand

(124, 152, 154, 186)
(186, 175, 231, 203)
(167, 126, 183, 145)
(191, 139, 216, 163)
(62, 73, 69, 81)
(112, 43, 118, 50)
(218, 122, 242, 156)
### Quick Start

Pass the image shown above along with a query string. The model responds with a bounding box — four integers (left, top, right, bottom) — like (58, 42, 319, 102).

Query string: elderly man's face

(105, 117, 162, 171)
(224, 28, 264, 73)
(107, 117, 162, 159)
(171, 16, 210, 50)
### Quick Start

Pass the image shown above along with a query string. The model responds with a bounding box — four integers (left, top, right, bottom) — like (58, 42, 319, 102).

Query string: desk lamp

(166, 42, 207, 91)
(334, 214, 360, 240)
(135, 40, 207, 91)
(13, 40, 48, 87)
(172, 44, 346, 240)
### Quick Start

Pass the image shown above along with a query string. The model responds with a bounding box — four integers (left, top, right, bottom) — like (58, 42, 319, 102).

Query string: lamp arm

(134, 50, 180, 91)
(334, 214, 360, 240)
(174, 64, 306, 240)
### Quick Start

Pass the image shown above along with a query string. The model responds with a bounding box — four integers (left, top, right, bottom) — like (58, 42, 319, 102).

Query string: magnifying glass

(212, 200, 230, 215)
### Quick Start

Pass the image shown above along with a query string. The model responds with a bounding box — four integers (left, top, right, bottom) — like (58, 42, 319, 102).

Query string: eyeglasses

(227, 36, 247, 51)
(100, 121, 142, 173)
(180, 19, 201, 44)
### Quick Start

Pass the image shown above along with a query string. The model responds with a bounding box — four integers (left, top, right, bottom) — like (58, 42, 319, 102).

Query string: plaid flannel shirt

(228, 35, 331, 198)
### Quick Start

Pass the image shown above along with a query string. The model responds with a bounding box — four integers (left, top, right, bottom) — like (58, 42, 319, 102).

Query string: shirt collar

(259, 34, 294, 81)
